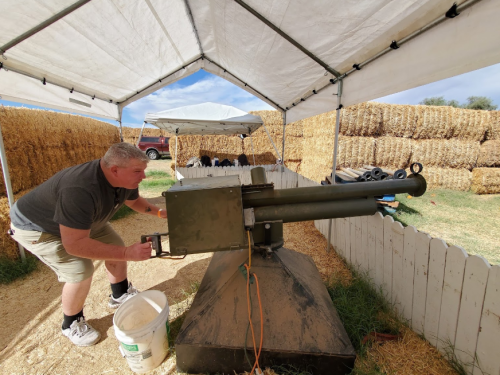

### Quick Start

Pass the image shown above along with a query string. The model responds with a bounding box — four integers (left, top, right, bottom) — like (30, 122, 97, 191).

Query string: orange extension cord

(245, 231, 264, 375)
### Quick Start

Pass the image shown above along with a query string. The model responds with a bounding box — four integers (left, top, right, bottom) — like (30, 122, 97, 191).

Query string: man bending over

(9, 142, 167, 346)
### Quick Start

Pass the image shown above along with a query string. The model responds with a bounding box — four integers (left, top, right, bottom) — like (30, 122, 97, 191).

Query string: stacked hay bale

(300, 102, 499, 192)
(121, 126, 172, 145)
(122, 104, 498, 194)
(0, 106, 120, 259)
(168, 110, 302, 169)
(473, 110, 500, 193)
(471, 168, 500, 194)
(300, 102, 381, 182)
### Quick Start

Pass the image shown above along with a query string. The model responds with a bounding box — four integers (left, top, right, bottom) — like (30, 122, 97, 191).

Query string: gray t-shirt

(10, 159, 139, 236)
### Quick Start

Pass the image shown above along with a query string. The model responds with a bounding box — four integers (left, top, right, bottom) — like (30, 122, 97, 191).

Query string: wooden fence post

(455, 255, 490, 373)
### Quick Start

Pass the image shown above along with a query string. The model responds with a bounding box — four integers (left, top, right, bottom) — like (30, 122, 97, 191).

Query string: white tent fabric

(0, 0, 499, 125)
(144, 102, 263, 135)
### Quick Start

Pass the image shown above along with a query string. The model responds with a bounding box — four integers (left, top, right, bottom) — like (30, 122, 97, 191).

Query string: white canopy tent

(1, 0, 500, 258)
(1, 0, 499, 124)
(140, 102, 281, 176)
(143, 102, 264, 136)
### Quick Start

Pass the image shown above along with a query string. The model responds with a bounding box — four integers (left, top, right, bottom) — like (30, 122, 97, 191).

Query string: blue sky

(1, 63, 499, 129)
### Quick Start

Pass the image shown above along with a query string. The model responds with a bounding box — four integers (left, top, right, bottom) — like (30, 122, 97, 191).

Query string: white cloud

(124, 75, 273, 123)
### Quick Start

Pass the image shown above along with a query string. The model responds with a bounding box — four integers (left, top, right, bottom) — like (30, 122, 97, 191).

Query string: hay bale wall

(168, 110, 296, 168)
(374, 137, 412, 169)
(0, 106, 120, 259)
(471, 168, 500, 194)
(477, 140, 500, 167)
(0, 106, 120, 194)
(410, 139, 480, 170)
(418, 167, 472, 191)
(169, 104, 498, 192)
(300, 103, 499, 193)
(121, 127, 172, 145)
(487, 111, 500, 140)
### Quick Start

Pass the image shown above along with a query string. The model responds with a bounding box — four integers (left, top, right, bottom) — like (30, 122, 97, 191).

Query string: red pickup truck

(137, 136, 171, 160)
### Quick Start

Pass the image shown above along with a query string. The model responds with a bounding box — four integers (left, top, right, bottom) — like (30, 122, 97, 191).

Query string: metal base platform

(175, 247, 356, 374)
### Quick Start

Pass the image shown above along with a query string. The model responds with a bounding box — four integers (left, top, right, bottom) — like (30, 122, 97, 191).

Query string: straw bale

(338, 102, 381, 137)
(471, 168, 500, 194)
(374, 137, 413, 169)
(411, 139, 480, 170)
(0, 106, 119, 195)
(337, 136, 376, 169)
(121, 126, 172, 145)
(413, 105, 454, 139)
(477, 140, 500, 167)
(417, 167, 472, 191)
(486, 111, 500, 140)
(249, 110, 282, 126)
(167, 109, 306, 168)
(380, 104, 418, 138)
(450, 108, 489, 141)
(300, 134, 375, 183)
(250, 110, 305, 137)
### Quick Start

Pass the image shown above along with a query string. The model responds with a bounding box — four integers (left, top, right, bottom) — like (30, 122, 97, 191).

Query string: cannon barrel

(253, 198, 378, 223)
(243, 173, 426, 208)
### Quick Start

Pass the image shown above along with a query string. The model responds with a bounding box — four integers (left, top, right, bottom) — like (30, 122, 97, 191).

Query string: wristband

(157, 209, 162, 218)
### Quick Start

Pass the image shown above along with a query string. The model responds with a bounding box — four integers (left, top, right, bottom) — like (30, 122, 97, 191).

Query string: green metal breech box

(165, 175, 248, 255)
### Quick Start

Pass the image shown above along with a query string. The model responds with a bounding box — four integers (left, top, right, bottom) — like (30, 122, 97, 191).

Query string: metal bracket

(244, 208, 255, 228)
(141, 232, 186, 259)
(446, 3, 460, 18)
(410, 162, 423, 175)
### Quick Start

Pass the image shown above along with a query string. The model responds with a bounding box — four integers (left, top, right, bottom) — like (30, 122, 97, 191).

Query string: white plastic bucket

(113, 290, 170, 373)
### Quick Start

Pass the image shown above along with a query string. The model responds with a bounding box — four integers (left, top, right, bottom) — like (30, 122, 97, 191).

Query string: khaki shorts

(10, 223, 125, 283)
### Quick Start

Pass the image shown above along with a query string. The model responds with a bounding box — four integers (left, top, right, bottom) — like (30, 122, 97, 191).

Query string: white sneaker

(108, 282, 139, 309)
(61, 317, 101, 346)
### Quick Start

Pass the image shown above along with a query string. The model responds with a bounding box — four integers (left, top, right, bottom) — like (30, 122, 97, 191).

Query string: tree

(446, 99, 461, 108)
(419, 96, 498, 110)
(419, 96, 448, 106)
(463, 96, 498, 110)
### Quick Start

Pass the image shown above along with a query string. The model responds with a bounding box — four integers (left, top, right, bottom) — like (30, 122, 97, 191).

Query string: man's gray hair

(102, 142, 149, 167)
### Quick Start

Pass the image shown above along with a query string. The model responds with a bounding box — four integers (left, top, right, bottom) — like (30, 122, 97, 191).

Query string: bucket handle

(141, 296, 162, 313)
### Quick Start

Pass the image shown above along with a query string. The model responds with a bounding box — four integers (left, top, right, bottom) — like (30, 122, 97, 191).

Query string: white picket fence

(176, 165, 299, 188)
(176, 167, 500, 375)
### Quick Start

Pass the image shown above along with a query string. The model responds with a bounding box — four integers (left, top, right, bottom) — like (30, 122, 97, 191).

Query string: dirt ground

(0, 159, 457, 375)
(0, 159, 344, 375)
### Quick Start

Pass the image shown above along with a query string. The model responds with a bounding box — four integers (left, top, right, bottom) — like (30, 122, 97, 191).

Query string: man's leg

(9, 225, 100, 346)
(62, 276, 93, 316)
(91, 224, 139, 308)
(104, 260, 127, 284)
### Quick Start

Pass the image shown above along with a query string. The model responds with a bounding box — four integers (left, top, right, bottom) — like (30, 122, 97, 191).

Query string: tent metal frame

(0, 0, 91, 55)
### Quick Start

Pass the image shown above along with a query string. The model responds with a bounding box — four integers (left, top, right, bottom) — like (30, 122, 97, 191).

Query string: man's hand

(124, 241, 152, 261)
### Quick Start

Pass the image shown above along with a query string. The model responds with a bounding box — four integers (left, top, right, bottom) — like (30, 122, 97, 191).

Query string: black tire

(147, 149, 160, 160)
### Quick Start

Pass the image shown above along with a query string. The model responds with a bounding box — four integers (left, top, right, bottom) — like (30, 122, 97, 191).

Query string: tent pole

(118, 121, 124, 142)
(175, 134, 178, 180)
(282, 111, 286, 173)
(327, 79, 343, 252)
(137, 122, 146, 146)
(332, 80, 343, 183)
(262, 124, 282, 163)
(0, 121, 26, 262)
(250, 134, 256, 165)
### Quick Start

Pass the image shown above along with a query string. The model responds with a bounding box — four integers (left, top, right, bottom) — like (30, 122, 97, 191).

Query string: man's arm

(60, 225, 152, 261)
(125, 196, 167, 219)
